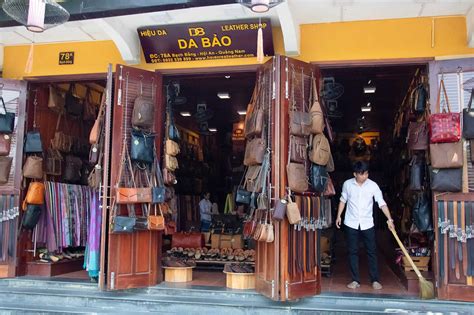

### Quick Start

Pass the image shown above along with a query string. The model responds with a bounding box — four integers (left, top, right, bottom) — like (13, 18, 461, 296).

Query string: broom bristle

(419, 277, 435, 300)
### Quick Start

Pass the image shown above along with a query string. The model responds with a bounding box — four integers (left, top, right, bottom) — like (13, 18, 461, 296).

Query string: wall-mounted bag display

(309, 133, 331, 166)
(63, 155, 82, 183)
(24, 131, 43, 153)
(0, 156, 13, 184)
(289, 135, 307, 163)
(23, 156, 43, 179)
(309, 78, 325, 134)
(0, 134, 11, 156)
(244, 137, 266, 166)
(463, 88, 474, 139)
(132, 94, 155, 129)
(21, 204, 43, 230)
(48, 85, 65, 113)
(310, 164, 328, 192)
(430, 79, 461, 143)
(430, 167, 462, 192)
(130, 130, 154, 164)
(65, 84, 83, 118)
(407, 120, 429, 150)
(429, 141, 463, 169)
(0, 97, 15, 134)
(165, 139, 180, 156)
(286, 162, 308, 193)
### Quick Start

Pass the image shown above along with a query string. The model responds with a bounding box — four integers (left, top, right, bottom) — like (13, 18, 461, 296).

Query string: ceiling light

(217, 92, 230, 99)
(209, 128, 218, 132)
(180, 111, 191, 117)
(225, 75, 231, 79)
(361, 107, 371, 112)
(238, 0, 283, 13)
(237, 110, 247, 116)
(364, 86, 376, 94)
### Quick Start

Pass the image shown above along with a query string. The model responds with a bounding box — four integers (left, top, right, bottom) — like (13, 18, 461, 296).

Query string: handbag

(310, 163, 329, 192)
(24, 181, 45, 205)
(24, 131, 43, 153)
(244, 82, 264, 138)
(65, 84, 83, 118)
(286, 162, 308, 193)
(244, 165, 262, 193)
(165, 154, 179, 171)
(309, 133, 331, 165)
(45, 146, 63, 176)
(130, 130, 154, 164)
(0, 156, 13, 184)
(412, 192, 433, 232)
(88, 165, 102, 189)
(323, 176, 336, 196)
(51, 115, 72, 153)
(116, 187, 152, 204)
(289, 111, 312, 137)
(83, 89, 97, 121)
(152, 158, 166, 204)
(21, 204, 43, 230)
(165, 139, 180, 156)
(0, 134, 11, 156)
(162, 168, 177, 185)
(429, 141, 463, 169)
(148, 204, 165, 231)
(63, 155, 82, 183)
(273, 198, 287, 221)
(409, 155, 425, 191)
(430, 79, 461, 143)
(90, 93, 106, 145)
(286, 195, 301, 224)
(413, 83, 427, 113)
(326, 152, 335, 172)
(132, 95, 155, 129)
(463, 88, 474, 139)
(407, 120, 429, 150)
(171, 232, 204, 248)
(0, 97, 15, 134)
(289, 135, 307, 163)
(23, 156, 43, 179)
(89, 143, 101, 165)
(244, 137, 266, 166)
(111, 215, 136, 233)
(430, 167, 462, 192)
(168, 116, 180, 142)
(236, 188, 251, 204)
(48, 85, 65, 113)
(309, 78, 325, 134)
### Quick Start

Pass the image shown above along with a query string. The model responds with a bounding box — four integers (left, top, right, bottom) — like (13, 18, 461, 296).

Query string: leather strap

(462, 201, 468, 277)
(436, 78, 451, 113)
(438, 200, 445, 282)
(444, 200, 449, 285)
(454, 201, 460, 279)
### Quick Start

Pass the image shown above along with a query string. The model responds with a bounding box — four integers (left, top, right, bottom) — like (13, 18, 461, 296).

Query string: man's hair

(353, 161, 369, 174)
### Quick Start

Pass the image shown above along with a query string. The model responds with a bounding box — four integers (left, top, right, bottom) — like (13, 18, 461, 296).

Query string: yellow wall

(3, 16, 474, 79)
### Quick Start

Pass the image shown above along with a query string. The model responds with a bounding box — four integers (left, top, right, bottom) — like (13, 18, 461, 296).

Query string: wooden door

(0, 79, 27, 278)
(105, 65, 164, 290)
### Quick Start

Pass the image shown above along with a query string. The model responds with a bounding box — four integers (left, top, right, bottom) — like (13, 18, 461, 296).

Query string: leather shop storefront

(0, 16, 474, 303)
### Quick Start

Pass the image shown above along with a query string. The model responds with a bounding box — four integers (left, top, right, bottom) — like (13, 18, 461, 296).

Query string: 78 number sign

(59, 52, 74, 65)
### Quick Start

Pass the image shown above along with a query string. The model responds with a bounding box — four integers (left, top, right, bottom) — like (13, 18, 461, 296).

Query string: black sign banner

(59, 51, 74, 65)
(137, 19, 274, 63)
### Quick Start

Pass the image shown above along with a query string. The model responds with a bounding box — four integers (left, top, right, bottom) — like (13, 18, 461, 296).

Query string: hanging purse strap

(467, 88, 474, 112)
(436, 78, 451, 113)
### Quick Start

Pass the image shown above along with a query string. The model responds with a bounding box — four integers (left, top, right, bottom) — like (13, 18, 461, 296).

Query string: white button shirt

(340, 178, 386, 230)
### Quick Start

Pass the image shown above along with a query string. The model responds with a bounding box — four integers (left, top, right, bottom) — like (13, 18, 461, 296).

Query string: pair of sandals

(39, 252, 60, 263)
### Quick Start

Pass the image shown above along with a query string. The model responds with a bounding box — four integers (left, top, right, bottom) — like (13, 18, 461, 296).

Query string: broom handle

(390, 227, 423, 278)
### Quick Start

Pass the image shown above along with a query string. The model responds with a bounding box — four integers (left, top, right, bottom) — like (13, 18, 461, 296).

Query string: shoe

(347, 281, 360, 289)
(372, 281, 383, 290)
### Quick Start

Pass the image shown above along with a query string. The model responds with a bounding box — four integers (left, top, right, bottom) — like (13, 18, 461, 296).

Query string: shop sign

(58, 52, 74, 65)
(137, 19, 274, 63)
(233, 122, 245, 141)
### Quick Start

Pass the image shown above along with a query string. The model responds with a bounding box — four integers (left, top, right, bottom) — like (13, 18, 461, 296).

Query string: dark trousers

(345, 225, 379, 283)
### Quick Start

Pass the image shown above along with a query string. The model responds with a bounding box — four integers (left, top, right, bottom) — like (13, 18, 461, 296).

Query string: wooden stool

(163, 266, 194, 283)
(224, 271, 255, 290)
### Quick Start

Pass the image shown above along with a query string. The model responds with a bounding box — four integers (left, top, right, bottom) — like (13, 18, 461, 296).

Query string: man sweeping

(335, 161, 395, 290)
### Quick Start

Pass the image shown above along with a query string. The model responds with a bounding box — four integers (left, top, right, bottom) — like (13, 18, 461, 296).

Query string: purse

(0, 156, 13, 184)
(24, 131, 43, 153)
(244, 137, 266, 166)
(244, 165, 262, 193)
(412, 192, 433, 232)
(130, 130, 154, 164)
(148, 204, 165, 231)
(45, 146, 63, 176)
(168, 116, 180, 142)
(88, 165, 102, 189)
(310, 163, 329, 192)
(463, 88, 474, 139)
(244, 82, 264, 138)
(165, 139, 180, 156)
(0, 134, 11, 156)
(171, 232, 204, 248)
(286, 195, 301, 224)
(286, 162, 308, 193)
(89, 93, 106, 145)
(235, 188, 251, 204)
(407, 120, 429, 150)
(48, 85, 65, 113)
(116, 187, 152, 204)
(289, 135, 307, 163)
(89, 143, 100, 165)
(162, 168, 177, 185)
(83, 89, 97, 121)
(323, 176, 336, 196)
(22, 181, 45, 210)
(111, 215, 136, 233)
(132, 94, 155, 129)
(429, 141, 463, 169)
(51, 115, 72, 153)
(413, 83, 427, 113)
(21, 204, 43, 230)
(65, 84, 83, 118)
(63, 155, 82, 183)
(273, 198, 288, 221)
(152, 158, 166, 204)
(430, 167, 462, 192)
(0, 97, 15, 134)
(430, 79, 461, 143)
(409, 155, 425, 191)
(309, 78, 325, 134)
(326, 152, 335, 172)
(165, 154, 179, 171)
(23, 156, 43, 179)
(289, 111, 312, 137)
(309, 133, 331, 166)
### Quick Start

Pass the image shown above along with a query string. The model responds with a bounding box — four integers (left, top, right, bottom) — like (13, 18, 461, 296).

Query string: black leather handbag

(310, 164, 329, 192)
(409, 155, 425, 191)
(412, 192, 433, 232)
(111, 216, 136, 233)
(463, 88, 474, 139)
(63, 155, 83, 183)
(430, 167, 462, 192)
(22, 204, 42, 230)
(236, 188, 251, 205)
(414, 83, 427, 113)
(152, 187, 166, 204)
(24, 131, 43, 153)
(65, 84, 83, 118)
(0, 97, 15, 134)
(130, 130, 154, 164)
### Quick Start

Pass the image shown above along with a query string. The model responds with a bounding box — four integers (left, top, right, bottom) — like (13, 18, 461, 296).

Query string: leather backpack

(132, 95, 155, 129)
(309, 78, 325, 134)
(309, 133, 331, 166)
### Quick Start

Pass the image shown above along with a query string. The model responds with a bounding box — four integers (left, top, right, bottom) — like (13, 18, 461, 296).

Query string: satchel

(310, 78, 325, 134)
(289, 111, 312, 137)
(326, 153, 335, 172)
(309, 133, 331, 166)
(48, 85, 65, 113)
(286, 162, 308, 193)
(412, 192, 433, 232)
(88, 165, 102, 189)
(409, 155, 425, 191)
(323, 176, 336, 197)
(429, 141, 463, 169)
(244, 137, 266, 166)
(165, 154, 179, 171)
(430, 79, 461, 143)
(21, 204, 43, 230)
(0, 134, 11, 156)
(23, 156, 43, 179)
(463, 88, 474, 139)
(51, 115, 72, 153)
(245, 165, 262, 193)
(235, 188, 251, 205)
(289, 136, 307, 163)
(65, 84, 83, 118)
(63, 155, 82, 183)
(111, 216, 136, 233)
(0, 97, 15, 134)
(130, 130, 154, 164)
(413, 83, 427, 113)
(273, 198, 287, 221)
(152, 187, 166, 204)
(430, 167, 462, 192)
(171, 232, 204, 248)
(165, 139, 180, 156)
(310, 164, 329, 192)
(45, 147, 62, 176)
(0, 156, 13, 184)
(116, 187, 152, 204)
(132, 95, 155, 129)
(148, 204, 165, 231)
(407, 121, 429, 151)
(286, 195, 301, 224)
(244, 83, 264, 138)
(24, 181, 45, 206)
(243, 215, 257, 239)
(24, 131, 43, 153)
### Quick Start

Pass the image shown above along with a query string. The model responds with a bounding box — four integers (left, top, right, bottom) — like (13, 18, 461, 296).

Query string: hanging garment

(84, 191, 101, 278)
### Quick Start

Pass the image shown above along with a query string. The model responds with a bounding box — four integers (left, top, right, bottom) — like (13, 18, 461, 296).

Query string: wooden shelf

(26, 258, 84, 277)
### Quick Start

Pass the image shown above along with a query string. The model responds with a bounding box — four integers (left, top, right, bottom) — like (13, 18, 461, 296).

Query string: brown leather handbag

(132, 95, 155, 129)
(0, 156, 12, 184)
(323, 177, 336, 197)
(286, 162, 308, 193)
(309, 133, 331, 166)
(407, 121, 429, 151)
(286, 195, 301, 224)
(326, 152, 335, 172)
(52, 115, 72, 153)
(289, 111, 312, 137)
(244, 137, 266, 166)
(171, 232, 204, 248)
(23, 156, 43, 179)
(116, 187, 152, 204)
(244, 165, 262, 193)
(273, 198, 288, 221)
(163, 168, 177, 185)
(0, 134, 11, 156)
(310, 78, 325, 134)
(165, 139, 180, 156)
(148, 204, 165, 230)
(23, 181, 45, 210)
(244, 82, 264, 138)
(289, 135, 307, 163)
(45, 146, 63, 176)
(165, 154, 179, 171)
(48, 85, 65, 113)
(430, 141, 463, 169)
(63, 155, 82, 183)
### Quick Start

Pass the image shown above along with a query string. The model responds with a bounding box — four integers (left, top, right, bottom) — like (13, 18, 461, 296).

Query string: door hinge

(110, 272, 115, 290)
(285, 280, 289, 299)
(271, 279, 275, 298)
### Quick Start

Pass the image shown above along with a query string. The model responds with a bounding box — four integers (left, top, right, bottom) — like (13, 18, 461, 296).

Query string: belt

(438, 200, 445, 282)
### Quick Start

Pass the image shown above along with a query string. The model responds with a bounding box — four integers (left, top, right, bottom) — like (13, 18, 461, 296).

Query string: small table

(163, 266, 195, 283)
(223, 271, 255, 290)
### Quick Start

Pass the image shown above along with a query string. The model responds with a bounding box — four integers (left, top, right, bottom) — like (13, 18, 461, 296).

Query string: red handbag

(171, 232, 204, 248)
(430, 79, 461, 143)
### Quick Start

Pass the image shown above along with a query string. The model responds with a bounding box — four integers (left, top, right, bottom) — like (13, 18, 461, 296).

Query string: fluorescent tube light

(180, 111, 191, 117)
(361, 107, 371, 112)
(237, 110, 247, 116)
(217, 92, 230, 99)
(364, 86, 376, 94)
(209, 128, 218, 132)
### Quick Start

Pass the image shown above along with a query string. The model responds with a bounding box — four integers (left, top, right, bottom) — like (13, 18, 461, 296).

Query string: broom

(389, 226, 435, 299)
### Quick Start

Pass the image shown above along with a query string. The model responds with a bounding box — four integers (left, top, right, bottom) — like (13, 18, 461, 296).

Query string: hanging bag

(130, 129, 154, 164)
(63, 155, 82, 183)
(151, 150, 166, 204)
(286, 193, 301, 224)
(430, 167, 462, 192)
(165, 139, 180, 156)
(21, 204, 43, 230)
(289, 70, 311, 137)
(429, 140, 463, 169)
(309, 76, 325, 134)
(51, 114, 72, 153)
(244, 137, 266, 166)
(289, 135, 307, 164)
(309, 133, 331, 166)
(23, 156, 43, 179)
(463, 88, 474, 139)
(0, 97, 15, 134)
(47, 85, 65, 114)
(24, 131, 43, 153)
(407, 119, 429, 151)
(90, 93, 106, 145)
(65, 84, 83, 118)
(132, 80, 155, 129)
(22, 181, 45, 210)
(83, 88, 98, 121)
(0, 156, 13, 184)
(310, 163, 329, 192)
(244, 78, 264, 138)
(429, 79, 461, 143)
(0, 134, 11, 156)
(110, 199, 136, 234)
(409, 154, 425, 191)
(148, 204, 165, 230)
(412, 192, 433, 232)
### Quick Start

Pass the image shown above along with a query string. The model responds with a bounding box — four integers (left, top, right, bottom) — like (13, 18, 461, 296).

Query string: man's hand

(387, 219, 395, 231)
(336, 216, 342, 229)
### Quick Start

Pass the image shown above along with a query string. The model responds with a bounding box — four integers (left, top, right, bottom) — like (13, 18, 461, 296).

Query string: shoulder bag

(0, 97, 15, 134)
(24, 131, 43, 153)
(309, 133, 331, 166)
(63, 155, 82, 183)
(162, 168, 177, 185)
(48, 85, 65, 114)
(22, 181, 45, 210)
(21, 204, 43, 230)
(244, 79, 264, 138)
(0, 156, 13, 184)
(430, 167, 462, 192)
(412, 192, 433, 232)
(413, 82, 427, 113)
(0, 134, 11, 156)
(463, 88, 474, 139)
(151, 154, 166, 204)
(148, 204, 165, 230)
(429, 140, 463, 169)
(244, 165, 263, 193)
(164, 154, 179, 171)
(90, 93, 106, 145)
(23, 156, 43, 179)
(132, 92, 155, 129)
(310, 163, 329, 192)
(244, 137, 266, 166)
(51, 114, 72, 153)
(83, 88, 98, 121)
(289, 135, 307, 164)
(409, 154, 425, 191)
(430, 79, 461, 143)
(407, 119, 429, 151)
(323, 176, 335, 196)
(130, 129, 154, 164)
(289, 70, 312, 137)
(165, 139, 180, 156)
(65, 84, 83, 118)
(286, 194, 301, 224)
(110, 200, 136, 234)
(309, 77, 325, 134)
